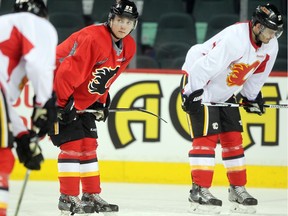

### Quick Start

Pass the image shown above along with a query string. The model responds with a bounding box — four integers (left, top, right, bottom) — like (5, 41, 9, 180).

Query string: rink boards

(10, 69, 288, 188)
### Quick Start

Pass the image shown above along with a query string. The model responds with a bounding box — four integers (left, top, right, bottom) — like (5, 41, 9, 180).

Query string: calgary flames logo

(226, 61, 260, 86)
(88, 66, 120, 94)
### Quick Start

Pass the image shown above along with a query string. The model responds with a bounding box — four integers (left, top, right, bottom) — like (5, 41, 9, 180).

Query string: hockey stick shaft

(14, 169, 31, 216)
(14, 134, 41, 216)
(77, 108, 168, 123)
(202, 102, 288, 109)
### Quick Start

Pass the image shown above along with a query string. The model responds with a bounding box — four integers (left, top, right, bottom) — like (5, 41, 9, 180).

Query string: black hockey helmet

(252, 3, 283, 38)
(14, 0, 48, 18)
(108, 0, 139, 29)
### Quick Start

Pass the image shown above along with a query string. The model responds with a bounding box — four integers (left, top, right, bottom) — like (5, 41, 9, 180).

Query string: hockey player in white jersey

(0, 1, 58, 216)
(180, 3, 283, 214)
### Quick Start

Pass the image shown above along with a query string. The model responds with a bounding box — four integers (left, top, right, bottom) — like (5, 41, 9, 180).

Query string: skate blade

(230, 202, 257, 214)
(101, 213, 118, 216)
(59, 210, 95, 216)
(189, 202, 221, 214)
(63, 214, 95, 216)
(98, 204, 119, 212)
(59, 210, 74, 216)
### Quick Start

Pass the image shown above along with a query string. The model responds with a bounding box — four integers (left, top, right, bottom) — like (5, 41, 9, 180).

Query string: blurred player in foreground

(0, 0, 58, 216)
(180, 3, 283, 214)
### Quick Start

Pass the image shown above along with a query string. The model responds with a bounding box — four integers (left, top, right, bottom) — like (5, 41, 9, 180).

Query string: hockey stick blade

(202, 102, 288, 109)
(77, 108, 168, 123)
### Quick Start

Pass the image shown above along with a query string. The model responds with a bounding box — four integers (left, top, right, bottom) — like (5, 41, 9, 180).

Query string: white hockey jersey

(0, 12, 58, 136)
(182, 21, 278, 103)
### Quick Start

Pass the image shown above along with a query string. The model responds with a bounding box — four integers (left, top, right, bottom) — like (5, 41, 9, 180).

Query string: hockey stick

(14, 135, 41, 216)
(202, 102, 288, 109)
(14, 169, 31, 216)
(77, 108, 168, 123)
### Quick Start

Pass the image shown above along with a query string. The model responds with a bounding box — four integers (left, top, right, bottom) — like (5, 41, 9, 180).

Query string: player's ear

(254, 23, 261, 33)
(109, 19, 113, 28)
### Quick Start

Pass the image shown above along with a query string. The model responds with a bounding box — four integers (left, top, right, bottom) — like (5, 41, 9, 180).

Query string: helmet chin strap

(106, 21, 121, 40)
(111, 30, 121, 41)
(254, 32, 262, 44)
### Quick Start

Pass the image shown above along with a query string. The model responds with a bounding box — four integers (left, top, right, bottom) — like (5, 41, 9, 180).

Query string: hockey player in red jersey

(49, 0, 139, 214)
(0, 1, 58, 216)
(180, 3, 283, 214)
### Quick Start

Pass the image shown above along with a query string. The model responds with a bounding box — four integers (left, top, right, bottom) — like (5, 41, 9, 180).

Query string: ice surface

(7, 181, 288, 216)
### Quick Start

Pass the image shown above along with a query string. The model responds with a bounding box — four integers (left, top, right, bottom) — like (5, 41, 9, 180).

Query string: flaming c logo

(226, 61, 260, 86)
(88, 66, 120, 94)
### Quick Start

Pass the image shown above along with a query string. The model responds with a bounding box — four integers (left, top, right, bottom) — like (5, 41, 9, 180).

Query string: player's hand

(15, 131, 44, 170)
(242, 92, 265, 116)
(88, 93, 110, 122)
(181, 89, 204, 114)
(89, 104, 109, 122)
(31, 92, 57, 137)
(57, 96, 77, 125)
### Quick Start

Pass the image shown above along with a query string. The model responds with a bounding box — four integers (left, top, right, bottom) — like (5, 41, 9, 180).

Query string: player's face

(110, 15, 135, 40)
(258, 25, 278, 44)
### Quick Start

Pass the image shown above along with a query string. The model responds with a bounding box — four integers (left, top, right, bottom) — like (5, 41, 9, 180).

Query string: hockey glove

(181, 89, 204, 114)
(15, 131, 44, 170)
(242, 92, 265, 116)
(57, 96, 77, 125)
(88, 93, 110, 122)
(31, 92, 57, 137)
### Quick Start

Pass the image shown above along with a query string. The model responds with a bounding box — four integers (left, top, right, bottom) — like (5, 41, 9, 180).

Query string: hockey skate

(228, 185, 258, 214)
(188, 183, 222, 214)
(58, 194, 95, 215)
(81, 193, 119, 215)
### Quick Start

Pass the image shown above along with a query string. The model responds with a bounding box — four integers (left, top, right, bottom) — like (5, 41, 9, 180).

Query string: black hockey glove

(242, 92, 265, 116)
(15, 130, 44, 170)
(88, 93, 111, 122)
(181, 89, 204, 114)
(57, 96, 77, 125)
(31, 92, 57, 137)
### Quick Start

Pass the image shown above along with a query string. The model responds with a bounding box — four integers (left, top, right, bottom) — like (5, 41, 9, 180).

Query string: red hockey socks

(220, 131, 246, 186)
(189, 135, 218, 188)
(80, 138, 101, 194)
(0, 148, 15, 216)
(58, 138, 101, 195)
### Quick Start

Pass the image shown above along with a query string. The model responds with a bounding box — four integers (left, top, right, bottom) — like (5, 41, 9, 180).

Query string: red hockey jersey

(54, 23, 136, 110)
